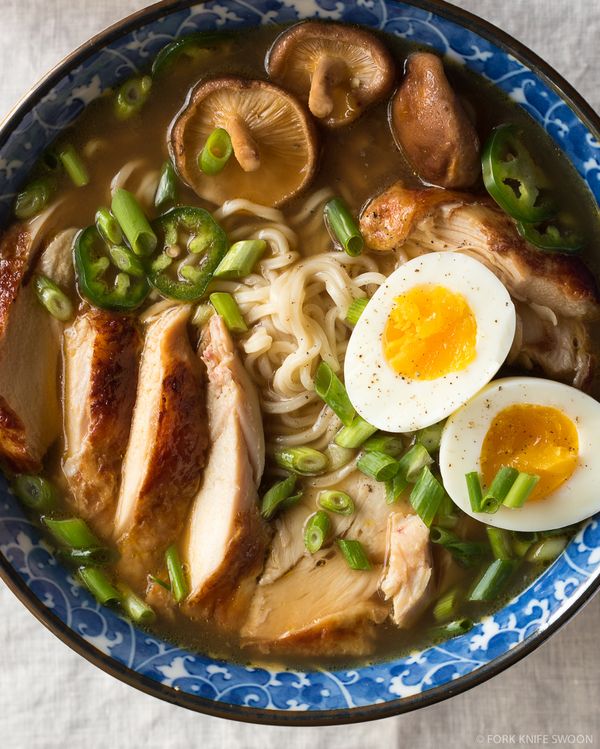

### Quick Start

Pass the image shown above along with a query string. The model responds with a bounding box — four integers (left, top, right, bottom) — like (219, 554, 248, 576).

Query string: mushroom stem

(229, 117, 261, 172)
(308, 56, 348, 119)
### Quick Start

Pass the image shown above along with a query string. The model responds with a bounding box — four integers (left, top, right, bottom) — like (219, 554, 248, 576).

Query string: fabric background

(1, 1, 599, 747)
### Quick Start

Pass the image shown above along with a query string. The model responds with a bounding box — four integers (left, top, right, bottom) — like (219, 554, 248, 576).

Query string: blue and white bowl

(1, 0, 599, 725)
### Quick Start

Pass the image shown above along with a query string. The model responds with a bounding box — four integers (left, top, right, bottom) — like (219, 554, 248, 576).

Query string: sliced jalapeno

(151, 32, 233, 77)
(149, 207, 228, 301)
(517, 216, 585, 254)
(74, 226, 150, 311)
(482, 124, 555, 223)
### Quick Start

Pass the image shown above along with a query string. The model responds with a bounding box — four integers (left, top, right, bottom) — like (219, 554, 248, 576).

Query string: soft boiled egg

(439, 377, 600, 531)
(344, 252, 516, 432)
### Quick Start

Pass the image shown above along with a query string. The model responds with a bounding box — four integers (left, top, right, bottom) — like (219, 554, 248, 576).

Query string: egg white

(439, 377, 600, 531)
(344, 252, 516, 432)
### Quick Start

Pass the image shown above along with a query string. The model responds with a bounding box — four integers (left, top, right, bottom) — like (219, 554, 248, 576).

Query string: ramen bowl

(1, 0, 599, 725)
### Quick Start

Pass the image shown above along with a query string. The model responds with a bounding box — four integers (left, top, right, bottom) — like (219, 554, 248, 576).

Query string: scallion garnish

(165, 544, 188, 603)
(314, 361, 355, 427)
(56, 547, 117, 567)
(415, 421, 445, 453)
(385, 470, 409, 504)
(12, 475, 57, 512)
(58, 144, 89, 187)
(78, 567, 121, 605)
(345, 297, 368, 325)
(357, 450, 399, 482)
(115, 75, 152, 120)
(486, 526, 514, 560)
(334, 414, 377, 449)
(432, 587, 462, 623)
(428, 617, 474, 640)
(109, 246, 146, 278)
(34, 274, 73, 321)
(95, 207, 123, 246)
(481, 466, 519, 513)
(468, 559, 519, 602)
(324, 197, 364, 256)
(199, 127, 233, 175)
(363, 433, 404, 459)
(525, 536, 567, 563)
(14, 177, 55, 219)
(155, 160, 178, 209)
(44, 517, 101, 549)
(503, 472, 540, 508)
(511, 531, 537, 558)
(337, 538, 371, 570)
(261, 474, 298, 520)
(324, 443, 356, 471)
(430, 526, 488, 568)
(397, 443, 433, 482)
(214, 239, 267, 280)
(304, 511, 331, 554)
(465, 471, 484, 512)
(274, 446, 328, 476)
(317, 489, 355, 516)
(117, 583, 156, 624)
(111, 188, 157, 256)
(209, 292, 248, 333)
(409, 466, 445, 527)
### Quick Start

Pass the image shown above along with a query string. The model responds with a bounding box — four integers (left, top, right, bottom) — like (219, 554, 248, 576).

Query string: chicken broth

(2, 22, 600, 670)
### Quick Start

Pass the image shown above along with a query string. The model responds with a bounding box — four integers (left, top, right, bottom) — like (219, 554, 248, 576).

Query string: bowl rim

(1, 0, 599, 727)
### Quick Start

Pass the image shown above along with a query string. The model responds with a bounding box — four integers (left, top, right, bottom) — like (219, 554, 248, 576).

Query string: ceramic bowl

(1, 0, 599, 726)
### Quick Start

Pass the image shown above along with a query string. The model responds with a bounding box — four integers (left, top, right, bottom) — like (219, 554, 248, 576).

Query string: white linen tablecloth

(1, 2, 599, 746)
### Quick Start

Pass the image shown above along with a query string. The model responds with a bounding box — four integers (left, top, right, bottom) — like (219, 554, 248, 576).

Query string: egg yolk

(382, 284, 477, 380)
(480, 404, 579, 502)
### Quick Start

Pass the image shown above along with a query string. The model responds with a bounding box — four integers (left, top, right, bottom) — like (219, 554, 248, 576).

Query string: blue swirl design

(0, 0, 599, 715)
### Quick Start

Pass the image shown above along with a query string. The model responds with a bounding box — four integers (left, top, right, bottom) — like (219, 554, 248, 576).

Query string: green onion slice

(428, 617, 474, 640)
(13, 475, 57, 512)
(304, 511, 331, 554)
(111, 188, 157, 256)
(199, 128, 233, 176)
(165, 544, 188, 603)
(409, 466, 446, 527)
(397, 443, 433, 482)
(415, 421, 445, 453)
(430, 526, 488, 568)
(486, 526, 514, 560)
(274, 446, 328, 477)
(525, 536, 567, 563)
(213, 239, 267, 280)
(385, 470, 409, 505)
(503, 472, 540, 508)
(432, 587, 462, 623)
(337, 538, 371, 570)
(56, 547, 117, 567)
(357, 450, 399, 482)
(14, 177, 55, 219)
(58, 144, 89, 187)
(335, 415, 378, 449)
(34, 274, 73, 322)
(314, 361, 355, 428)
(345, 297, 368, 325)
(115, 75, 152, 120)
(78, 567, 121, 605)
(324, 197, 364, 256)
(209, 292, 247, 333)
(468, 559, 519, 602)
(363, 434, 404, 458)
(44, 518, 101, 549)
(465, 471, 484, 512)
(317, 490, 355, 516)
(117, 583, 156, 624)
(261, 474, 298, 520)
(155, 161, 178, 210)
(95, 207, 123, 246)
(109, 246, 146, 278)
(482, 466, 519, 513)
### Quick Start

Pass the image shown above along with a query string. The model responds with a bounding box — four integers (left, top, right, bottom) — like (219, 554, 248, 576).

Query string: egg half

(344, 252, 516, 432)
(439, 377, 600, 531)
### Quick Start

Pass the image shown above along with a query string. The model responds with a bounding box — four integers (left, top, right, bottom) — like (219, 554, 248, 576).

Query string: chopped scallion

(117, 583, 156, 624)
(465, 471, 484, 512)
(357, 450, 399, 482)
(115, 75, 152, 120)
(324, 443, 355, 471)
(525, 536, 567, 563)
(481, 466, 519, 513)
(337, 538, 371, 570)
(209, 292, 247, 333)
(34, 274, 73, 321)
(165, 544, 188, 603)
(199, 127, 233, 175)
(468, 559, 519, 602)
(334, 414, 377, 449)
(111, 188, 157, 256)
(345, 297, 368, 325)
(503, 472, 540, 508)
(511, 531, 537, 558)
(12, 475, 57, 513)
(432, 587, 462, 623)
(56, 547, 117, 567)
(415, 421, 445, 453)
(363, 433, 404, 459)
(409, 466, 445, 527)
(261, 474, 298, 520)
(430, 526, 488, 567)
(397, 443, 433, 482)
(324, 197, 364, 256)
(385, 470, 409, 504)
(109, 246, 146, 277)
(486, 526, 514, 560)
(428, 617, 474, 640)
(314, 361, 355, 427)
(58, 144, 89, 187)
(95, 207, 123, 246)
(78, 567, 121, 605)
(155, 161, 178, 209)
(317, 490, 354, 516)
(44, 517, 101, 549)
(214, 239, 267, 280)
(274, 446, 328, 476)
(14, 177, 54, 219)
(304, 511, 331, 554)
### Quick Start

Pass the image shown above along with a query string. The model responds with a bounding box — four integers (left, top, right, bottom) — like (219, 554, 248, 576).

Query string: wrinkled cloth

(1, 1, 600, 747)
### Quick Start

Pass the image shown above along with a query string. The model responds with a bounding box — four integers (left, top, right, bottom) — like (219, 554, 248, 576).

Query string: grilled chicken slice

(360, 185, 600, 388)
(242, 551, 389, 655)
(0, 225, 63, 471)
(115, 305, 208, 584)
(379, 513, 432, 627)
(184, 315, 268, 626)
(261, 471, 395, 586)
(63, 311, 142, 538)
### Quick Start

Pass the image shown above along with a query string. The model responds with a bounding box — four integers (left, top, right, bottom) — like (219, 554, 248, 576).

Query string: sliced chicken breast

(242, 550, 389, 655)
(0, 225, 63, 471)
(379, 513, 433, 627)
(184, 315, 268, 627)
(115, 305, 208, 584)
(63, 310, 142, 538)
